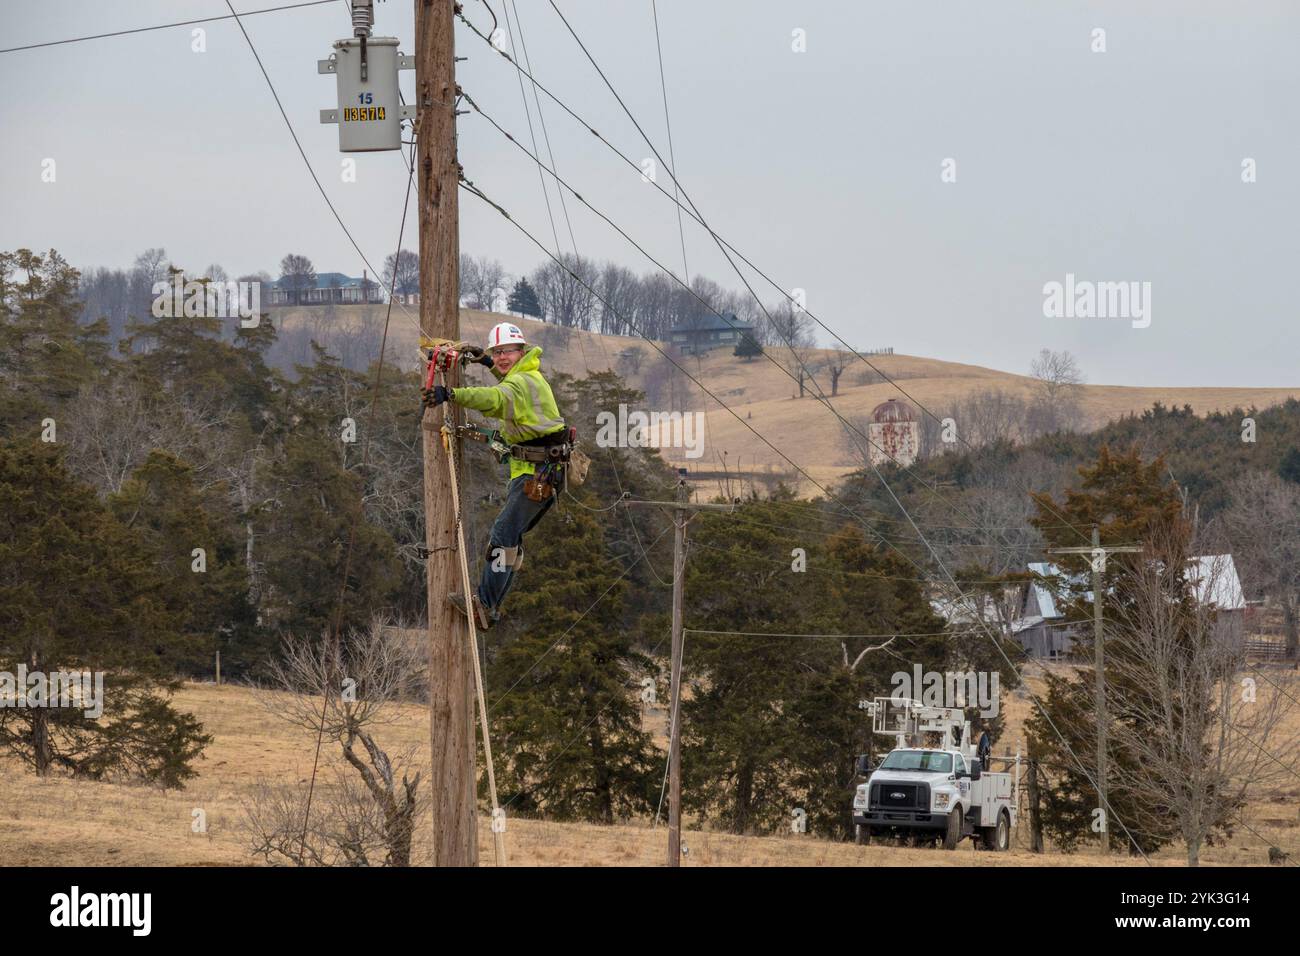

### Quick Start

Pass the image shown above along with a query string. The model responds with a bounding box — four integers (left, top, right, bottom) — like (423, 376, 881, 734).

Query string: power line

(506, 0, 579, 257)
(468, 166, 1149, 858)
(458, 4, 1098, 551)
(0, 0, 337, 54)
(476, 0, 500, 36)
(687, 627, 985, 640)
(458, 2, 1055, 556)
(531, 5, 1158, 857)
(747, 508, 1059, 536)
(461, 91, 1038, 555)
(650, 0, 689, 285)
(461, 6, 1153, 855)
(457, 173, 1056, 659)
(692, 491, 1084, 534)
(730, 510, 1045, 553)
(458, 176, 934, 584)
(498, 3, 672, 589)
(561, 488, 628, 512)
(459, 175, 1038, 634)
(687, 534, 1052, 588)
(500, 1, 564, 261)
(536, 0, 1037, 559)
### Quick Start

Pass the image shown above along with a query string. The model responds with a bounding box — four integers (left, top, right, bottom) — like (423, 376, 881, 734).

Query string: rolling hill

(270, 305, 1300, 494)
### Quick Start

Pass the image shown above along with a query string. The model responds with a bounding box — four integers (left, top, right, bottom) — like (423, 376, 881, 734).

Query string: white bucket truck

(852, 697, 1018, 850)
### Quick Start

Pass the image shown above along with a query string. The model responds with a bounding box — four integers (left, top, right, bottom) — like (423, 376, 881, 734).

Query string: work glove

(421, 385, 453, 407)
(461, 347, 494, 369)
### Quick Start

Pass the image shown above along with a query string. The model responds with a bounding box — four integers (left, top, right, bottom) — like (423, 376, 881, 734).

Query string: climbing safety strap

(449, 422, 514, 462)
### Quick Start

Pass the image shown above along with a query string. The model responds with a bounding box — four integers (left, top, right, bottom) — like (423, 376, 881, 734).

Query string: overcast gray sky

(2, 1, 1296, 387)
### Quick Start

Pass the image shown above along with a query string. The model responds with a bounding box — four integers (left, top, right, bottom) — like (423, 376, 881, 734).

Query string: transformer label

(343, 106, 386, 122)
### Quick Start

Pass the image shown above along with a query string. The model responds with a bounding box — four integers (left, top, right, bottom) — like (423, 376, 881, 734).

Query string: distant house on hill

(669, 312, 754, 355)
(267, 272, 384, 306)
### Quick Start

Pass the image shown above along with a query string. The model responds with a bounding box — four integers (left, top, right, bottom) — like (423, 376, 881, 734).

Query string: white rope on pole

(434, 347, 507, 867)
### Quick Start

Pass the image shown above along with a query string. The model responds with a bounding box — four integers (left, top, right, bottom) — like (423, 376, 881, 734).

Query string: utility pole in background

(1048, 527, 1140, 855)
(624, 471, 737, 867)
(415, 0, 475, 866)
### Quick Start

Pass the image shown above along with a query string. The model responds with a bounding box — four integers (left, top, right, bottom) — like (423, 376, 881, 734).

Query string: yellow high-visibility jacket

(451, 345, 566, 481)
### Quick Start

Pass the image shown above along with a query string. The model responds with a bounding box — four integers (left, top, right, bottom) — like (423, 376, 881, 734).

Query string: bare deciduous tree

(763, 302, 824, 398)
(955, 388, 1025, 447)
(1027, 349, 1085, 436)
(459, 254, 508, 312)
(382, 249, 419, 299)
(1030, 348, 1084, 396)
(278, 254, 316, 306)
(598, 263, 638, 335)
(61, 377, 237, 495)
(1219, 470, 1300, 658)
(827, 350, 853, 397)
(531, 254, 598, 329)
(1105, 530, 1300, 866)
(242, 621, 428, 866)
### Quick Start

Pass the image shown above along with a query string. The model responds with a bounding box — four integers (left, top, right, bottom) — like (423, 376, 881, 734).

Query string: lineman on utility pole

(423, 321, 576, 630)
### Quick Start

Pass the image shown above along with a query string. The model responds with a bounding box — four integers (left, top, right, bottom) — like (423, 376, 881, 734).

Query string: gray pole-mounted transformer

(319, 0, 415, 152)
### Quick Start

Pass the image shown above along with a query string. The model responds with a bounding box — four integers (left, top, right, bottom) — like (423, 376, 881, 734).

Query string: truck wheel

(943, 807, 963, 850)
(980, 811, 1010, 851)
(855, 824, 872, 846)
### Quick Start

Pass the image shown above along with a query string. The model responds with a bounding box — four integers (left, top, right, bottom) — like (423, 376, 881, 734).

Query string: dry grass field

(273, 306, 1300, 495)
(2, 669, 1296, 867)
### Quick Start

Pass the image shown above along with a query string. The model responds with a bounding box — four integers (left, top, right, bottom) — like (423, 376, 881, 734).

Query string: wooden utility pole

(624, 471, 737, 867)
(667, 480, 686, 865)
(416, 0, 475, 866)
(1048, 528, 1140, 855)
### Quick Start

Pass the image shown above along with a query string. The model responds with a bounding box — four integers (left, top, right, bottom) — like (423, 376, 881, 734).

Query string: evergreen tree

(0, 440, 211, 786)
(257, 430, 401, 640)
(487, 502, 660, 822)
(506, 277, 541, 319)
(679, 503, 956, 837)
(733, 331, 763, 361)
(108, 451, 256, 675)
(1026, 445, 1194, 855)
(254, 346, 403, 639)
(556, 371, 676, 597)
(678, 501, 815, 834)
(0, 248, 108, 435)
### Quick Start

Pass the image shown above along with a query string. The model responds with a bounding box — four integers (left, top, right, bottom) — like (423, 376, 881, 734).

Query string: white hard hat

(487, 322, 527, 350)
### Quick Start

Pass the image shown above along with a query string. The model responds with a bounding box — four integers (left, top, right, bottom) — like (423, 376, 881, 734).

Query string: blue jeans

(477, 473, 555, 616)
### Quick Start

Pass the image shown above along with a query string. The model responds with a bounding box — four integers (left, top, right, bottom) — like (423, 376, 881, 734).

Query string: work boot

(447, 592, 492, 631)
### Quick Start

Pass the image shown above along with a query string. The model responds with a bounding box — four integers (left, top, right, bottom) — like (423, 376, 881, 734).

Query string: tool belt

(452, 424, 590, 489)
(512, 430, 567, 502)
(509, 429, 575, 464)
